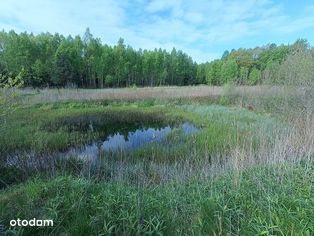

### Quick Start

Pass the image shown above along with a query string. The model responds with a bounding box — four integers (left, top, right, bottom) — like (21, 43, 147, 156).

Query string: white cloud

(277, 16, 314, 33)
(145, 0, 182, 15)
(0, 0, 124, 35)
(0, 0, 314, 62)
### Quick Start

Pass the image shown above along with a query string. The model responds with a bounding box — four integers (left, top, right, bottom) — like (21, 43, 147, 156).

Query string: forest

(1, 28, 313, 88)
(1, 28, 314, 235)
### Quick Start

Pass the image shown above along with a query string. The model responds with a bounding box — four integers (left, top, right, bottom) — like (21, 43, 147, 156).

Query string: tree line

(0, 29, 197, 88)
(0, 28, 313, 88)
(197, 38, 314, 86)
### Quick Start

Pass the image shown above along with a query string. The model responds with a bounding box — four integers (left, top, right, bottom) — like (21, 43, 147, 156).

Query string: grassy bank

(0, 89, 313, 235)
(18, 85, 296, 104)
(1, 162, 312, 235)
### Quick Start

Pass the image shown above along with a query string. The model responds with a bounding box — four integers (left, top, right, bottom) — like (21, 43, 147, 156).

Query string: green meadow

(0, 90, 313, 235)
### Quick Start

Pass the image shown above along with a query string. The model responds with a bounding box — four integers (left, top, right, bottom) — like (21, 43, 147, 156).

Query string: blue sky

(1, 0, 314, 63)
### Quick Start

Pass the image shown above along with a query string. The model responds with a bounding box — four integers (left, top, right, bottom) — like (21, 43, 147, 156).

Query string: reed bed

(0, 87, 313, 235)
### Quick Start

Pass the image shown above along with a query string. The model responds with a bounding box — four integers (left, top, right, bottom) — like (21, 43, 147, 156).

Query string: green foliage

(0, 162, 312, 235)
(221, 58, 238, 83)
(1, 28, 313, 87)
(198, 39, 313, 85)
(278, 50, 314, 86)
(238, 66, 249, 84)
(0, 29, 197, 88)
(104, 75, 114, 87)
(263, 61, 281, 84)
(248, 67, 261, 85)
(205, 59, 222, 85)
(0, 71, 24, 103)
(0, 71, 24, 124)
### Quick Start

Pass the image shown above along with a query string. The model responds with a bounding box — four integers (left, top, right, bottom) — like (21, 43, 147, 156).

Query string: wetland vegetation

(0, 89, 313, 235)
(0, 25, 313, 236)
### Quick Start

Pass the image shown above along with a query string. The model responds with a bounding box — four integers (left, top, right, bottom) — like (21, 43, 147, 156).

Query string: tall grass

(0, 88, 313, 235)
(0, 160, 312, 235)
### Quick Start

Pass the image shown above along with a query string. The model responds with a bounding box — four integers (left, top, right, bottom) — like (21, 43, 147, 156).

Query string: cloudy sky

(1, 0, 314, 62)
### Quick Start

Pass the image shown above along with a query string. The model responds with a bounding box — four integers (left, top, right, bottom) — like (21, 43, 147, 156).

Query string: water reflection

(66, 122, 199, 159)
(104, 126, 172, 151)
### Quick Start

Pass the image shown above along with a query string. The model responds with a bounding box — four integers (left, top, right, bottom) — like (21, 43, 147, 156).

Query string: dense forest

(0, 28, 313, 88)
(198, 39, 314, 86)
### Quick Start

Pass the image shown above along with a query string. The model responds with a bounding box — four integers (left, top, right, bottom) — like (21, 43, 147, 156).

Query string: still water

(66, 122, 199, 159)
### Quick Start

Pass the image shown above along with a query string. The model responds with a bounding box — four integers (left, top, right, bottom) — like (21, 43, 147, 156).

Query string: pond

(66, 122, 199, 159)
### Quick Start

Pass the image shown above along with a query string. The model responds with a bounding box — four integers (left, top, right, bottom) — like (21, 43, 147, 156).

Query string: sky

(1, 0, 314, 63)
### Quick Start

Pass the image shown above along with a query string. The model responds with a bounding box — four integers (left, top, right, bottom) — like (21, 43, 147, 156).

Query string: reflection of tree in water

(67, 122, 199, 158)
(103, 126, 173, 151)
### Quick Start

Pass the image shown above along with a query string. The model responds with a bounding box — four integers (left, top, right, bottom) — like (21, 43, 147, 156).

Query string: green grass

(0, 162, 312, 235)
(0, 101, 182, 155)
(0, 100, 285, 168)
(0, 99, 289, 184)
(0, 97, 312, 235)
